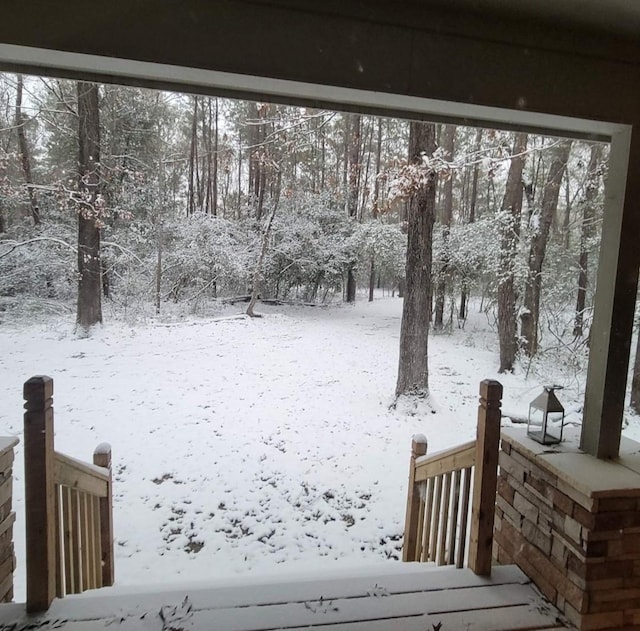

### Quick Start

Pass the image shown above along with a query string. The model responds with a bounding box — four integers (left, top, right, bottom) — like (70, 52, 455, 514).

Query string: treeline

(0, 75, 606, 376)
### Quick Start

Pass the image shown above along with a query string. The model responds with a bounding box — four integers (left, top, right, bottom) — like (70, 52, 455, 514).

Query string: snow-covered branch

(0, 236, 76, 259)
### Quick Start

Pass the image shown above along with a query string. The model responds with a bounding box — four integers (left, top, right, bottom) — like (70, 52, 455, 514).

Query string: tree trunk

(562, 173, 571, 249)
(203, 98, 213, 214)
(257, 154, 267, 221)
(247, 101, 259, 204)
(368, 257, 375, 302)
(358, 118, 373, 220)
(252, 103, 270, 221)
(155, 220, 163, 315)
(573, 143, 603, 338)
(631, 320, 640, 414)
(15, 75, 40, 226)
(434, 124, 455, 330)
(76, 81, 103, 335)
(345, 113, 361, 303)
(247, 172, 282, 317)
(459, 128, 482, 321)
(346, 269, 356, 303)
(497, 132, 528, 373)
(237, 127, 242, 219)
(368, 118, 383, 303)
(521, 139, 572, 355)
(187, 96, 198, 216)
(395, 122, 437, 397)
(372, 117, 383, 217)
(212, 97, 219, 216)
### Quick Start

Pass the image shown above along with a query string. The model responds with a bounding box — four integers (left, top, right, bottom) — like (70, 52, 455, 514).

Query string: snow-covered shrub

(265, 192, 357, 302)
(354, 220, 406, 287)
(161, 213, 252, 302)
(0, 221, 76, 303)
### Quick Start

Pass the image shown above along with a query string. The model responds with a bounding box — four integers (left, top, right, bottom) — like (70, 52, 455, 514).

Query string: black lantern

(527, 385, 565, 445)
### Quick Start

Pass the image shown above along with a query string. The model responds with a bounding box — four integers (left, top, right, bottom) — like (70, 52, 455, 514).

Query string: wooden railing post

(24, 375, 56, 612)
(402, 434, 427, 562)
(93, 443, 114, 587)
(468, 379, 502, 576)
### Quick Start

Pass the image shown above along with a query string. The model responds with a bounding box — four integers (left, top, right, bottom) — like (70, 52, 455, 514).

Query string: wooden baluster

(86, 494, 95, 590)
(437, 472, 452, 565)
(62, 486, 74, 594)
(420, 477, 435, 561)
(468, 379, 502, 576)
(84, 494, 93, 590)
(70, 489, 81, 592)
(80, 493, 91, 591)
(447, 469, 462, 565)
(91, 495, 101, 587)
(86, 493, 95, 590)
(402, 435, 427, 562)
(54, 485, 64, 597)
(415, 481, 426, 561)
(24, 375, 56, 612)
(456, 466, 472, 568)
(429, 474, 443, 562)
(94, 443, 114, 586)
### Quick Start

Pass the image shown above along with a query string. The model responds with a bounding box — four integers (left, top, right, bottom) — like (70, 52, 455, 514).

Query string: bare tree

(497, 132, 528, 373)
(247, 102, 271, 220)
(15, 75, 40, 226)
(369, 117, 383, 302)
(631, 316, 640, 414)
(434, 124, 456, 330)
(459, 128, 483, 321)
(396, 121, 438, 397)
(76, 81, 103, 334)
(246, 171, 282, 317)
(573, 143, 603, 338)
(520, 139, 572, 355)
(187, 96, 199, 216)
(346, 113, 361, 303)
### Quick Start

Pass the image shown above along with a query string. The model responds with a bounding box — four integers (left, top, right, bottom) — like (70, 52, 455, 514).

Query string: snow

(0, 563, 559, 631)
(1, 295, 639, 602)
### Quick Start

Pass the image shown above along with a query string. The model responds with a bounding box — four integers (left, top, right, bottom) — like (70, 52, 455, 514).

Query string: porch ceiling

(0, 0, 638, 133)
(414, 0, 640, 37)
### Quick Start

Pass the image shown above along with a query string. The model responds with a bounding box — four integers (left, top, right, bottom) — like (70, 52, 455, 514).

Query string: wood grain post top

(479, 379, 503, 403)
(23, 376, 53, 406)
(93, 443, 112, 468)
(411, 434, 428, 457)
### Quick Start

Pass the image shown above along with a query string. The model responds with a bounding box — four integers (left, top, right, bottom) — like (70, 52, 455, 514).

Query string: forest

(0, 74, 626, 404)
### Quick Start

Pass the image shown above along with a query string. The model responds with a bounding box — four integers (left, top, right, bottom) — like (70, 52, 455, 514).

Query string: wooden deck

(0, 564, 569, 630)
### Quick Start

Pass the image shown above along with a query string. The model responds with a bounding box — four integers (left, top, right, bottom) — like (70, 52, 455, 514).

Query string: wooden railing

(23, 376, 114, 613)
(403, 380, 502, 576)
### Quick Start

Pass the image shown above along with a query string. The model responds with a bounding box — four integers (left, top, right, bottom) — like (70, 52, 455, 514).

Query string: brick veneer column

(494, 429, 640, 630)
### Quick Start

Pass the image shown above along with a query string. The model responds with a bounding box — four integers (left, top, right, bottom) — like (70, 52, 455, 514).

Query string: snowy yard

(2, 296, 639, 601)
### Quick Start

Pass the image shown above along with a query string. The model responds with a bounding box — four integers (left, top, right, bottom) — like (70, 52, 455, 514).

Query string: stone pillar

(0, 437, 19, 603)
(494, 428, 640, 630)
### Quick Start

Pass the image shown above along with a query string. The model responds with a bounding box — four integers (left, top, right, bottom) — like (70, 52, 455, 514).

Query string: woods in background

(0, 75, 610, 387)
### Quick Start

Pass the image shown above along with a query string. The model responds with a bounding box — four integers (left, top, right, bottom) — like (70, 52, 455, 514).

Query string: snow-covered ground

(2, 296, 639, 601)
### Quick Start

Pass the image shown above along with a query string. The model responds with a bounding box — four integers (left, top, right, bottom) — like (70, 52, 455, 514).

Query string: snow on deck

(0, 564, 568, 630)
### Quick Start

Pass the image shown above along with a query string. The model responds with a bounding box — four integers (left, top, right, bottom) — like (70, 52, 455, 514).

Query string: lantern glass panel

(527, 405, 545, 442)
(545, 411, 564, 443)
